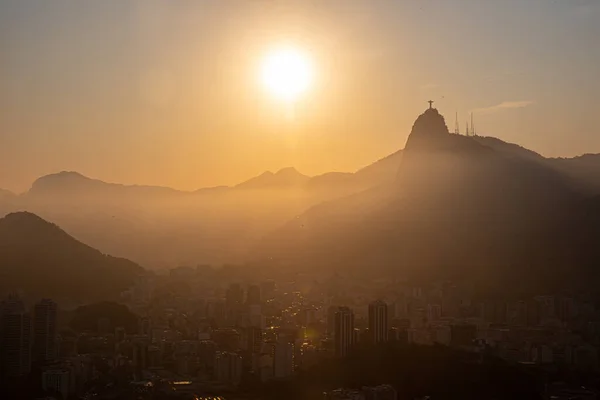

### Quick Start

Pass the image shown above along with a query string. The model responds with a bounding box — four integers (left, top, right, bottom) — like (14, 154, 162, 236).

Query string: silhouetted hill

(0, 189, 16, 215)
(355, 149, 403, 184)
(258, 108, 598, 293)
(6, 127, 600, 270)
(0, 212, 144, 301)
(473, 136, 543, 161)
(307, 172, 356, 191)
(235, 167, 310, 189)
(29, 171, 183, 200)
(0, 189, 15, 199)
(549, 154, 600, 193)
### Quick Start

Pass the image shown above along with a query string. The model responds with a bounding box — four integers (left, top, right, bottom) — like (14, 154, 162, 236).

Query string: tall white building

(0, 295, 32, 377)
(33, 299, 58, 364)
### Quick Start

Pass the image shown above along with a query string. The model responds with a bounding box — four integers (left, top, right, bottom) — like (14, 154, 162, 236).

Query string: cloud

(472, 100, 534, 114)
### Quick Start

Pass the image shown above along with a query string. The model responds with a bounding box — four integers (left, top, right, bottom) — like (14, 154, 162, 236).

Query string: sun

(261, 46, 314, 102)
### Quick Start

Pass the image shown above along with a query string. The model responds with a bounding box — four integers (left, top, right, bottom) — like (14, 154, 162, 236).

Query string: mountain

(0, 212, 144, 301)
(257, 108, 600, 293)
(8, 165, 393, 268)
(0, 188, 15, 199)
(354, 149, 403, 183)
(549, 154, 600, 194)
(235, 167, 310, 190)
(6, 127, 600, 271)
(29, 171, 183, 200)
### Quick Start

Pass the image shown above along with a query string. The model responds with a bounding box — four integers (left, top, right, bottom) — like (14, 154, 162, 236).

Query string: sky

(1, 0, 599, 193)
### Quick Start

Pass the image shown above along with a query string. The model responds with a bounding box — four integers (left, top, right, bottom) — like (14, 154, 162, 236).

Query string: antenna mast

(454, 112, 459, 135)
(471, 113, 476, 136)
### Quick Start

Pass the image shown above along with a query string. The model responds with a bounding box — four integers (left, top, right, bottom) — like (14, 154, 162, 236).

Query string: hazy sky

(1, 0, 599, 193)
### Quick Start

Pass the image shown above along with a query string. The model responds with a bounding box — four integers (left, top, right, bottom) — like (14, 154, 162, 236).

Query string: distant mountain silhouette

(235, 167, 310, 189)
(29, 171, 183, 200)
(0, 212, 144, 301)
(0, 188, 15, 199)
(4, 123, 600, 271)
(257, 108, 600, 293)
(355, 149, 403, 183)
(549, 154, 600, 193)
(7, 164, 394, 267)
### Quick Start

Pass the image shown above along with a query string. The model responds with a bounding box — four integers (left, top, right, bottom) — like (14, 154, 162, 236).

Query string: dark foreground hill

(257, 108, 600, 294)
(0, 212, 144, 301)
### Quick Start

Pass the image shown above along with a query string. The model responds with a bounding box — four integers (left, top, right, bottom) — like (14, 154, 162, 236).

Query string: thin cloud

(472, 100, 534, 114)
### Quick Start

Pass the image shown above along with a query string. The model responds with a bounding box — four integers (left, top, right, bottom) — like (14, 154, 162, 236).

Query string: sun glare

(261, 47, 314, 102)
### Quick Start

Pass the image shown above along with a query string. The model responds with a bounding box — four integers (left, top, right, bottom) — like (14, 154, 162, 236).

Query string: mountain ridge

(0, 211, 145, 301)
(3, 116, 600, 269)
(255, 108, 599, 293)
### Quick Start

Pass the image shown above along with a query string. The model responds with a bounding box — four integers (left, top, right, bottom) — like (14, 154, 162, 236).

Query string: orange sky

(1, 1, 599, 193)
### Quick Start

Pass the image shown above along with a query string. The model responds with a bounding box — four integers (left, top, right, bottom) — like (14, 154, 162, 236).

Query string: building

(59, 335, 77, 358)
(273, 341, 294, 378)
(114, 327, 126, 343)
(368, 300, 389, 344)
(325, 385, 397, 400)
(215, 352, 242, 386)
(450, 324, 477, 347)
(132, 338, 149, 371)
(198, 340, 217, 372)
(226, 284, 244, 310)
(226, 284, 245, 324)
(362, 384, 398, 400)
(260, 280, 276, 300)
(327, 306, 338, 336)
(42, 368, 71, 399)
(0, 295, 32, 378)
(300, 307, 317, 327)
(426, 304, 442, 323)
(247, 326, 263, 355)
(325, 388, 365, 400)
(334, 307, 355, 357)
(206, 300, 226, 324)
(66, 354, 96, 395)
(246, 304, 264, 328)
(139, 317, 151, 337)
(33, 299, 58, 364)
(246, 285, 261, 305)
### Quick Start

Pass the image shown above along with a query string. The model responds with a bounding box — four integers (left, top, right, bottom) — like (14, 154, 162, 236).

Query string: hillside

(4, 128, 600, 270)
(257, 108, 600, 293)
(9, 162, 397, 267)
(0, 212, 144, 301)
(0, 189, 15, 199)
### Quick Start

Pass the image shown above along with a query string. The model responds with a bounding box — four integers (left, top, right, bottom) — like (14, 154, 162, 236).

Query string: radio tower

(465, 120, 470, 136)
(471, 113, 476, 136)
(454, 112, 459, 135)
